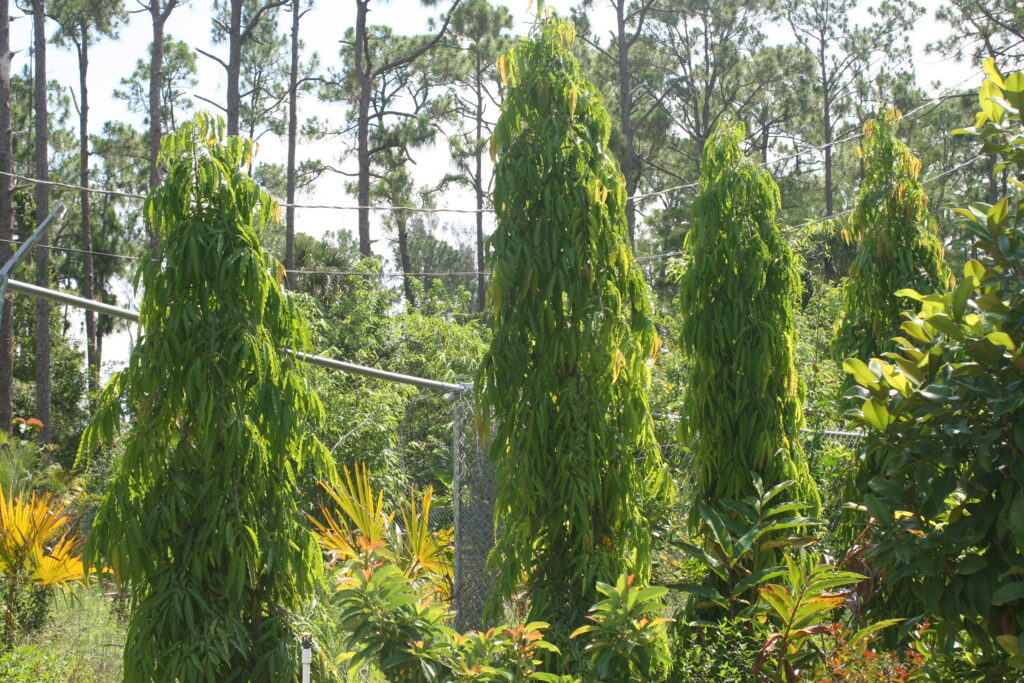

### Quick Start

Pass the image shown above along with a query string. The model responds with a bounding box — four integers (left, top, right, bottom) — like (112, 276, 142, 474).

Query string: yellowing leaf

(842, 358, 878, 387)
(986, 331, 1015, 351)
(496, 54, 508, 86)
(862, 399, 893, 431)
(611, 349, 625, 383)
(964, 259, 985, 283)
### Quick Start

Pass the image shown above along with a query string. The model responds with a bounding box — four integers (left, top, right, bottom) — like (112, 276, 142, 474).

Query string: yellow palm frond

(314, 464, 393, 557)
(30, 534, 86, 588)
(395, 486, 453, 599)
(0, 489, 70, 574)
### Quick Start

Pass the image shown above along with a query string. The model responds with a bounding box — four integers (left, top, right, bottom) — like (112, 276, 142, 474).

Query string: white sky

(7, 0, 980, 373)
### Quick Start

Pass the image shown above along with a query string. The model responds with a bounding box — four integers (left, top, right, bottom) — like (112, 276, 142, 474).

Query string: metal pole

(0, 203, 65, 328)
(4, 278, 467, 394)
(7, 278, 139, 321)
(300, 632, 312, 683)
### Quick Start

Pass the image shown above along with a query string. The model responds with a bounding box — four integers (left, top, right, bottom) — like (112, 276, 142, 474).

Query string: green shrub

(842, 60, 1024, 675)
(668, 618, 761, 683)
(0, 645, 71, 683)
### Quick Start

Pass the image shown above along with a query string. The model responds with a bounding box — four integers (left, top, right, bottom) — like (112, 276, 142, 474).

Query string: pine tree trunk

(78, 28, 98, 401)
(355, 0, 372, 257)
(396, 212, 414, 306)
(32, 0, 52, 442)
(148, 5, 164, 192)
(473, 55, 484, 313)
(615, 0, 636, 247)
(285, 0, 300, 289)
(226, 0, 242, 137)
(821, 57, 834, 217)
(0, 0, 14, 433)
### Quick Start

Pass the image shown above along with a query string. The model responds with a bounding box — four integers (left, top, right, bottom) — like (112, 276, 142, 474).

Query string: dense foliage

(676, 120, 818, 511)
(477, 17, 665, 637)
(832, 109, 950, 365)
(79, 113, 333, 680)
(845, 60, 1024, 674)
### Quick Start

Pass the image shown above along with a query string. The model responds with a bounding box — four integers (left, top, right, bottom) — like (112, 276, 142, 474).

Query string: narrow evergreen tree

(832, 110, 950, 364)
(80, 113, 333, 680)
(677, 120, 818, 511)
(477, 18, 666, 638)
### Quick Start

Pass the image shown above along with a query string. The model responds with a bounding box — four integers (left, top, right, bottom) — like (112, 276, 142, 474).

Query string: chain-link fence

(804, 428, 866, 527)
(437, 414, 865, 631)
(451, 392, 498, 632)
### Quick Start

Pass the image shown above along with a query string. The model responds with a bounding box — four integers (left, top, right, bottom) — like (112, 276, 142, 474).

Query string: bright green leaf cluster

(754, 556, 894, 681)
(477, 17, 666, 637)
(844, 61, 1024, 671)
(569, 574, 672, 682)
(79, 113, 333, 680)
(669, 477, 820, 620)
(676, 119, 819, 512)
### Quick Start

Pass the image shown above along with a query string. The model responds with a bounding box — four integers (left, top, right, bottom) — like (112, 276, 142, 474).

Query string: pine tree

(832, 109, 950, 364)
(677, 120, 819, 511)
(80, 113, 333, 680)
(477, 17, 666, 639)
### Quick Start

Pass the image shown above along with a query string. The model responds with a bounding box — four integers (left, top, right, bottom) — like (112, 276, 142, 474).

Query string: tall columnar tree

(677, 120, 818, 511)
(477, 18, 666, 638)
(832, 110, 950, 365)
(80, 113, 333, 680)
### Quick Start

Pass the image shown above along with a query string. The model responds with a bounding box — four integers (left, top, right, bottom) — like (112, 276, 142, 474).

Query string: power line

(0, 238, 140, 261)
(0, 71, 980, 215)
(287, 268, 482, 278)
(633, 73, 979, 204)
(1, 149, 986, 275)
(0, 169, 495, 215)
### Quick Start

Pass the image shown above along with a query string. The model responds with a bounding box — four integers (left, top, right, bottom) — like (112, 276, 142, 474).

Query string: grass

(0, 584, 124, 682)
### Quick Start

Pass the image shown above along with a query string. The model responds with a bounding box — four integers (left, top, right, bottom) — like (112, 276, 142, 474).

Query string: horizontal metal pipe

(8, 278, 140, 322)
(291, 351, 463, 393)
(7, 278, 465, 394)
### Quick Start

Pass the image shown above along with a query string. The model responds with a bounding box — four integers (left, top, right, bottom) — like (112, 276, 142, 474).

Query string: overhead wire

(0, 68, 980, 216)
(0, 70, 986, 276)
(0, 149, 989, 277)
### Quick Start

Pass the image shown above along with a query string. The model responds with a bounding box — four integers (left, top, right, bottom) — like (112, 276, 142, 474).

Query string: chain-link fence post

(451, 387, 497, 632)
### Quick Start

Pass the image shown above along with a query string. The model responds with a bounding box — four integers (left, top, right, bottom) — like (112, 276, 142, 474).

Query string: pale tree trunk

(473, 54, 484, 313)
(147, 1, 178, 252)
(226, 0, 242, 136)
(77, 27, 99, 400)
(32, 0, 52, 442)
(354, 0, 372, 257)
(148, 5, 164, 191)
(615, 0, 636, 246)
(0, 0, 14, 433)
(285, 0, 300, 289)
(820, 52, 834, 217)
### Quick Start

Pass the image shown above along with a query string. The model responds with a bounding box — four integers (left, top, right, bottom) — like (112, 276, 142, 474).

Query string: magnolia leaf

(843, 358, 878, 387)
(992, 582, 1024, 606)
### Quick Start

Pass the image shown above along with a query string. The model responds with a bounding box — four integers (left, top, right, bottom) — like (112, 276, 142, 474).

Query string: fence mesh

(451, 391, 498, 632)
(438, 416, 865, 630)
